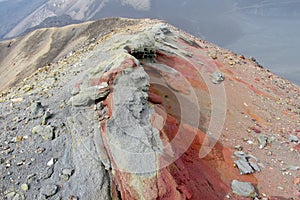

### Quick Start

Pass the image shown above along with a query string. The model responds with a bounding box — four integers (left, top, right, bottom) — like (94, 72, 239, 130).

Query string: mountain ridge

(0, 18, 141, 92)
(0, 18, 299, 199)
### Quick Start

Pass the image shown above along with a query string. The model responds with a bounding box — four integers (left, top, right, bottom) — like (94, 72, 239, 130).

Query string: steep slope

(0, 18, 299, 199)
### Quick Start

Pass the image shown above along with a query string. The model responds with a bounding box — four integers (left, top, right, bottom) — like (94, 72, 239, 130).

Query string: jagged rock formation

(0, 18, 299, 200)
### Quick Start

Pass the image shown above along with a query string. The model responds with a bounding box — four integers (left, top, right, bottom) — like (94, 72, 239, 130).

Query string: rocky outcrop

(0, 18, 299, 200)
(68, 23, 258, 199)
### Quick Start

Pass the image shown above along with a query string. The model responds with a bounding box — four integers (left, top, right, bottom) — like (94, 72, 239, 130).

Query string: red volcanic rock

(148, 89, 163, 104)
(102, 59, 138, 84)
(294, 144, 300, 152)
(160, 71, 191, 95)
(74, 21, 299, 199)
(294, 177, 300, 185)
(250, 126, 262, 134)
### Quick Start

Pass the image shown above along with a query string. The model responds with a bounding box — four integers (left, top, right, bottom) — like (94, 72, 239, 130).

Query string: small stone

(294, 177, 300, 185)
(234, 159, 254, 174)
(61, 168, 74, 181)
(228, 61, 235, 65)
(23, 84, 33, 92)
(47, 158, 55, 167)
(42, 110, 51, 125)
(21, 183, 29, 192)
(295, 144, 300, 152)
(211, 71, 225, 84)
(36, 147, 45, 154)
(16, 135, 23, 142)
(250, 126, 261, 133)
(233, 151, 260, 174)
(62, 168, 74, 176)
(70, 195, 79, 200)
(16, 160, 25, 166)
(11, 98, 23, 103)
(289, 135, 299, 143)
(234, 145, 243, 151)
(41, 166, 54, 180)
(249, 161, 261, 172)
(40, 184, 58, 198)
(257, 135, 268, 149)
(5, 160, 11, 168)
(277, 186, 284, 190)
(5, 191, 16, 198)
(26, 173, 36, 182)
(231, 180, 257, 198)
(261, 193, 267, 197)
(233, 151, 246, 159)
(288, 165, 300, 171)
(32, 125, 54, 140)
(30, 101, 44, 117)
(246, 140, 254, 145)
(209, 52, 217, 59)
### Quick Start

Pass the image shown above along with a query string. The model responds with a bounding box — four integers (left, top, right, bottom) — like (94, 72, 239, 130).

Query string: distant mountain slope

(235, 0, 300, 17)
(22, 15, 82, 36)
(0, 18, 140, 92)
(0, 0, 46, 39)
(3, 0, 150, 39)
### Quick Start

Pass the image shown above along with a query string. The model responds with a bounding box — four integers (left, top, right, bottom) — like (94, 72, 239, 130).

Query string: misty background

(0, 0, 299, 85)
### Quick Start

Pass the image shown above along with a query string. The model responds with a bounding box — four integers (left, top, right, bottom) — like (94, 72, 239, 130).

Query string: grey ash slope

(0, 35, 111, 199)
(0, 18, 157, 199)
(0, 18, 140, 92)
(0, 17, 174, 199)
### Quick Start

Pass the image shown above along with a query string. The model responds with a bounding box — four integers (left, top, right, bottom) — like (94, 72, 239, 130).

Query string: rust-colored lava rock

(71, 22, 299, 199)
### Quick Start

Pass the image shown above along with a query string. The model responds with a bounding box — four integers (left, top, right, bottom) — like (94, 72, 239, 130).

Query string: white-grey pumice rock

(69, 82, 110, 107)
(32, 125, 54, 141)
(289, 135, 299, 143)
(211, 71, 225, 84)
(106, 66, 163, 174)
(231, 180, 257, 198)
